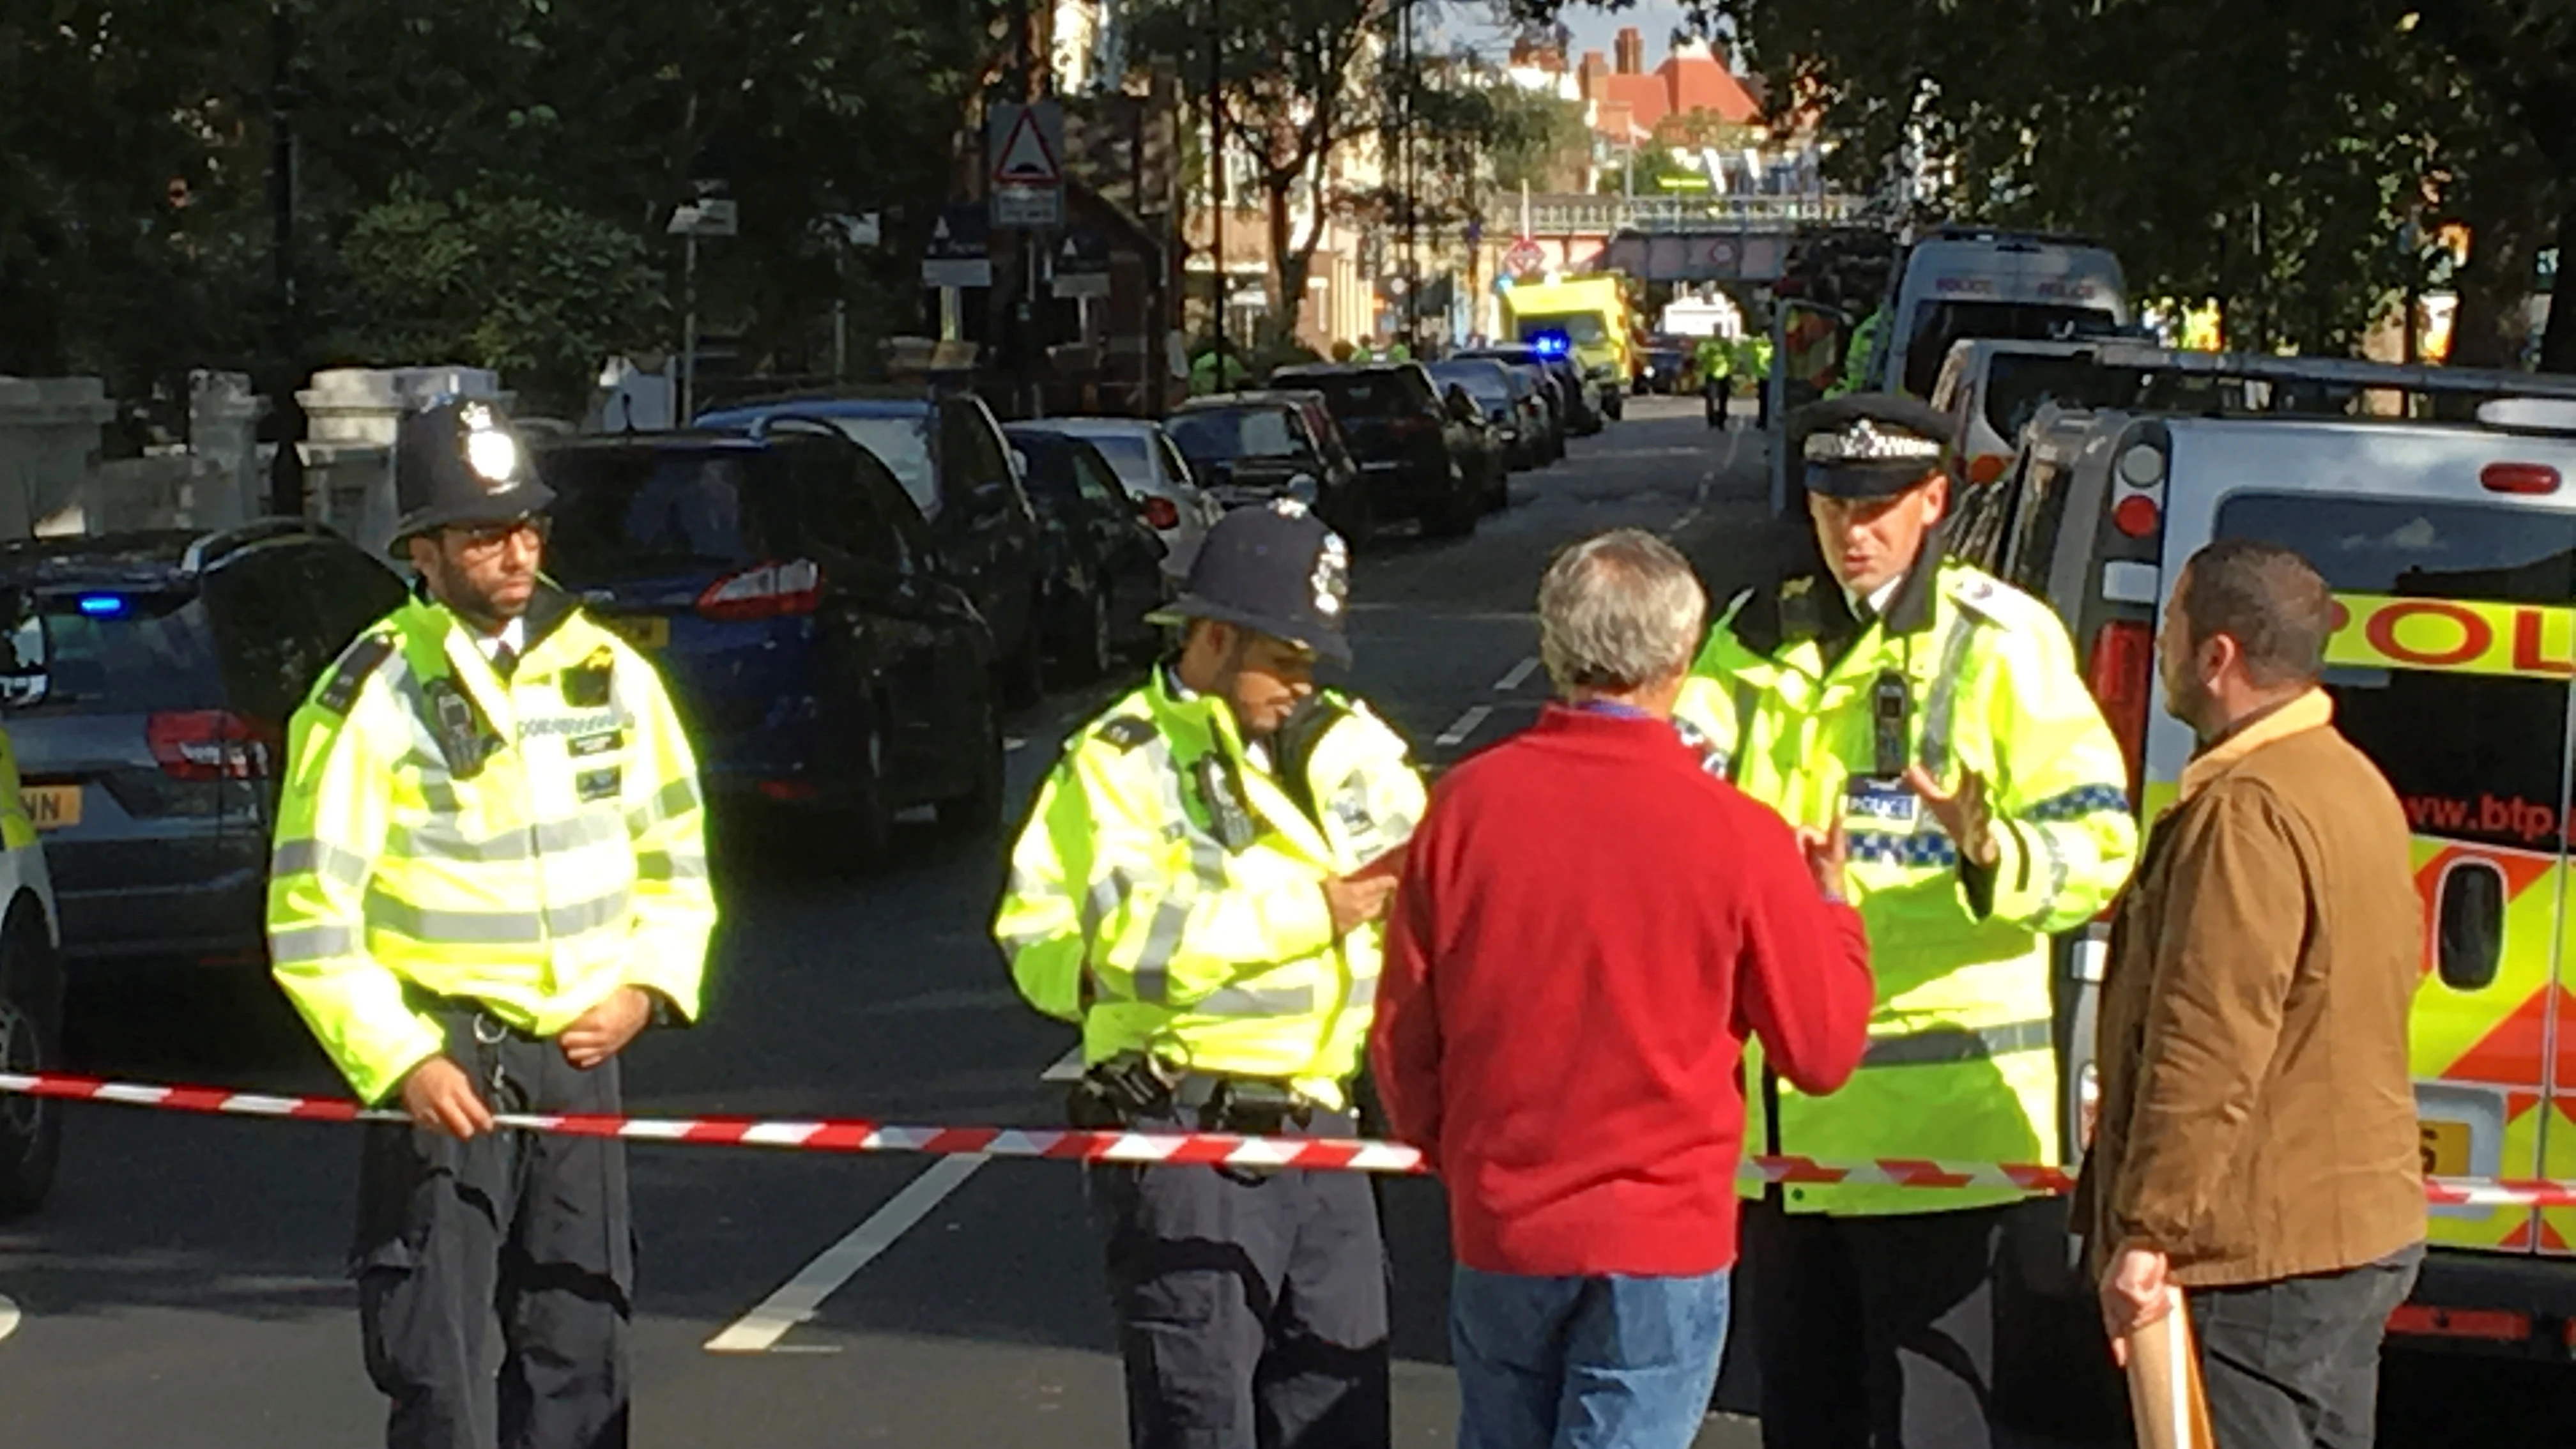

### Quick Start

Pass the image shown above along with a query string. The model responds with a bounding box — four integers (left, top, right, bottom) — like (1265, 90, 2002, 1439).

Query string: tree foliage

(0, 0, 1006, 420)
(1517, 0, 2576, 364)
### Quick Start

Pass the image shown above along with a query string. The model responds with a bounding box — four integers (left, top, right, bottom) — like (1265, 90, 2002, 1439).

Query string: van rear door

(2170, 440, 2576, 1259)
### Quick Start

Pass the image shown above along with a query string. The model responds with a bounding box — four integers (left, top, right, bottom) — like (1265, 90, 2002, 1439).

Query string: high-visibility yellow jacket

(1835, 309, 1883, 395)
(267, 589, 717, 1104)
(1675, 558, 2138, 1213)
(994, 672, 1425, 1108)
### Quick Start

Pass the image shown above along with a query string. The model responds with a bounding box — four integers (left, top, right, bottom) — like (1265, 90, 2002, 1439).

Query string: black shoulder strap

(316, 634, 397, 717)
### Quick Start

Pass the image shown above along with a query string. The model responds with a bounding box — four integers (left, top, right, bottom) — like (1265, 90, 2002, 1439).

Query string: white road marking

(1433, 705, 1494, 748)
(0, 1292, 19, 1344)
(1004, 737, 1029, 753)
(1492, 657, 1542, 693)
(1040, 1044, 1085, 1082)
(704, 1153, 988, 1354)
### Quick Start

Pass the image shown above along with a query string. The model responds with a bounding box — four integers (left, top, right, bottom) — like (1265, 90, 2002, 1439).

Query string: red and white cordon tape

(1, 1071, 2564, 1207)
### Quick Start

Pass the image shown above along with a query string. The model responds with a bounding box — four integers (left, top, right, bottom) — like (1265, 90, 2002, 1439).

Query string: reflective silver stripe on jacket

(1859, 1017, 2053, 1068)
(635, 849, 710, 882)
(269, 924, 359, 965)
(1127, 737, 1232, 1004)
(1195, 983, 1315, 1017)
(627, 778, 703, 834)
(272, 839, 371, 889)
(363, 886, 634, 944)
(1915, 615, 1982, 780)
(396, 810, 628, 864)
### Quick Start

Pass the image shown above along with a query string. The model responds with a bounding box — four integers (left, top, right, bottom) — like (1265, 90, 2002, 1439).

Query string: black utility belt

(1070, 1052, 1328, 1135)
(404, 989, 544, 1046)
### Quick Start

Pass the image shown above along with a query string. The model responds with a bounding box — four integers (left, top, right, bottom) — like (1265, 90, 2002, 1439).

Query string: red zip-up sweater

(1371, 703, 1873, 1277)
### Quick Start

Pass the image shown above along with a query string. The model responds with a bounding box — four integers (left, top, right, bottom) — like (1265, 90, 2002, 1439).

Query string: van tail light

(1966, 452, 2009, 486)
(697, 559, 823, 622)
(2085, 620, 2154, 800)
(2482, 463, 2561, 495)
(148, 710, 275, 781)
(2112, 494, 2162, 537)
(1138, 496, 1181, 530)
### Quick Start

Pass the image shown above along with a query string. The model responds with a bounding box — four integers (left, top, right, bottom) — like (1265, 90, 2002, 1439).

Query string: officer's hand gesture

(1901, 763, 2001, 869)
(400, 1056, 497, 1140)
(562, 986, 654, 1070)
(1322, 873, 1399, 936)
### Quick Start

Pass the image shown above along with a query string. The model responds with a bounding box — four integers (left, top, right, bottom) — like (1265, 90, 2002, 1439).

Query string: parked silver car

(1032, 417, 1220, 585)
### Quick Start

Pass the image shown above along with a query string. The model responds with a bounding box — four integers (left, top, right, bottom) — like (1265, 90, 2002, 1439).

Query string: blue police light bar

(1530, 332, 1572, 356)
(76, 594, 128, 617)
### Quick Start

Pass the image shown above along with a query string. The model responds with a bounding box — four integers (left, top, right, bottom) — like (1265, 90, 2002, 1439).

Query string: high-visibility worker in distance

(268, 397, 716, 1449)
(995, 500, 1426, 1449)
(1701, 332, 1737, 427)
(1675, 392, 2138, 1449)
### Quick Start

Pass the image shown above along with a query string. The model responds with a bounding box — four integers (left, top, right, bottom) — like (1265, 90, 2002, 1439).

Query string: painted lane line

(0, 1292, 19, 1344)
(1433, 706, 1494, 749)
(703, 1153, 989, 1354)
(1039, 1044, 1085, 1083)
(1492, 657, 1542, 693)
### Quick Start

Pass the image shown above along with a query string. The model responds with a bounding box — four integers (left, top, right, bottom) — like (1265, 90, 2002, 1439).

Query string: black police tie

(491, 643, 518, 682)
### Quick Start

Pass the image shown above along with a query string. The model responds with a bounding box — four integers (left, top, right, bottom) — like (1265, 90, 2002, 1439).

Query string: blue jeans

(1451, 1264, 1733, 1449)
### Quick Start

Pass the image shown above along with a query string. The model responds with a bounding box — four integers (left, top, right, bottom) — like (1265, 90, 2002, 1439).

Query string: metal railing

(1506, 192, 1876, 236)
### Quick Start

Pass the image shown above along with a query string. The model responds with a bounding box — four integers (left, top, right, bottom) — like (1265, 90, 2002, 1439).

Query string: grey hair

(1537, 529, 1708, 694)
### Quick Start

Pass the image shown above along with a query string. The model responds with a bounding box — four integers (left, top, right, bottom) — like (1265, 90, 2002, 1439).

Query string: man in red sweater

(1372, 528, 1874, 1449)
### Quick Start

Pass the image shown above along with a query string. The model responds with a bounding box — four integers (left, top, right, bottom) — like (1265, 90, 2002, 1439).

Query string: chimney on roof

(1615, 26, 1644, 75)
(1577, 50, 1609, 99)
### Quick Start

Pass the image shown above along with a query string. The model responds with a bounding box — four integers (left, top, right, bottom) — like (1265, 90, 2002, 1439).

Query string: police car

(1951, 355, 2576, 1426)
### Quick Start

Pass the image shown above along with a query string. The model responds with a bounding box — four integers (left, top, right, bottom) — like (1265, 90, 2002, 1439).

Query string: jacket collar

(1729, 536, 1943, 659)
(405, 579, 579, 659)
(2178, 688, 2334, 802)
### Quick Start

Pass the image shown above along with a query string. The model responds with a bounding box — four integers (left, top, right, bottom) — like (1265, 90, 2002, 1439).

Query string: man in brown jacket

(2085, 539, 2425, 1448)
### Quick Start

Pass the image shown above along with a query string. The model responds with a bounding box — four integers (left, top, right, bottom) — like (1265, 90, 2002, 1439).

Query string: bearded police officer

(1676, 394, 2138, 1449)
(995, 502, 1425, 1449)
(268, 398, 716, 1449)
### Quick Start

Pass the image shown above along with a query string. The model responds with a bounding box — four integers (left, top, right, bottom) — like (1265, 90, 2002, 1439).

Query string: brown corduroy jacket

(2079, 689, 2425, 1287)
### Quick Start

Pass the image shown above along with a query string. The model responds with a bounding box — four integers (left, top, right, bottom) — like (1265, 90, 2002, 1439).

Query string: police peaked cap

(1789, 392, 1958, 501)
(388, 397, 557, 554)
(1146, 502, 1353, 666)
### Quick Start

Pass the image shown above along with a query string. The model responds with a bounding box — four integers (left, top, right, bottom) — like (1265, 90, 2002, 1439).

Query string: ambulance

(1500, 274, 1632, 422)
(1951, 357, 2576, 1429)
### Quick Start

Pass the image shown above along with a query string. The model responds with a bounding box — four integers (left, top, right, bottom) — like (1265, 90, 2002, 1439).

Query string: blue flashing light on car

(1529, 332, 1572, 357)
(75, 594, 128, 618)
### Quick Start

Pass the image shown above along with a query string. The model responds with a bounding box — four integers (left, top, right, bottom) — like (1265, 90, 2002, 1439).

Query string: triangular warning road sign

(993, 109, 1060, 186)
(932, 217, 953, 243)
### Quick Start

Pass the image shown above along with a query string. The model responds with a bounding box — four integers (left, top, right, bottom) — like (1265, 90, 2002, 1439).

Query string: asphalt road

(3, 395, 2569, 1446)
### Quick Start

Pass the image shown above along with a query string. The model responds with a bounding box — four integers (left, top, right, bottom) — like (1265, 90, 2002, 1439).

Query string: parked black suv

(1267, 363, 1484, 537)
(538, 430, 1006, 868)
(0, 521, 407, 977)
(1002, 425, 1169, 683)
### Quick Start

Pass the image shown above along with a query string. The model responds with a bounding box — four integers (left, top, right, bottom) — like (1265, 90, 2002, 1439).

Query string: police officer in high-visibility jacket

(268, 398, 715, 1449)
(995, 502, 1425, 1449)
(1676, 394, 2136, 1449)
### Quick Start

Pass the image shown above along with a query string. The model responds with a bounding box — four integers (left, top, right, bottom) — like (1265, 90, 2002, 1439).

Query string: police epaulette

(316, 634, 397, 716)
(1095, 716, 1157, 751)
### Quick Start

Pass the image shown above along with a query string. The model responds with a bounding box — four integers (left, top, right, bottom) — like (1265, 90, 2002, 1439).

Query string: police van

(1870, 226, 2131, 401)
(0, 715, 61, 1216)
(1950, 355, 2576, 1425)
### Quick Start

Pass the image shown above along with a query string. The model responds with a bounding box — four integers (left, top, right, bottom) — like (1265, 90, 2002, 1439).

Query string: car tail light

(2482, 462, 2561, 494)
(1966, 453, 2009, 486)
(148, 710, 275, 781)
(1139, 496, 1180, 530)
(2112, 494, 2161, 537)
(2085, 621, 2154, 800)
(697, 560, 823, 622)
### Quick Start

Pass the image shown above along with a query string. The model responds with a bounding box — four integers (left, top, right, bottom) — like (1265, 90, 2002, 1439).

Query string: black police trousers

(1087, 1105, 1392, 1449)
(1742, 1199, 2012, 1449)
(353, 1009, 634, 1449)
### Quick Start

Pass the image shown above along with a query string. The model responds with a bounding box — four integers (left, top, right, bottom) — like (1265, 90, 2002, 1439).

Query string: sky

(1436, 2, 1716, 66)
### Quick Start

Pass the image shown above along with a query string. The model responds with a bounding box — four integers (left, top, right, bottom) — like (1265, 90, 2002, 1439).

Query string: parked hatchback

(1027, 417, 1218, 585)
(695, 391, 1047, 704)
(1267, 363, 1483, 537)
(1003, 425, 1169, 682)
(0, 521, 406, 976)
(537, 431, 1004, 866)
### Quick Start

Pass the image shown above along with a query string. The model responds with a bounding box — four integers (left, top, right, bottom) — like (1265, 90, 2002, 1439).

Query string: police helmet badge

(1311, 530, 1349, 618)
(458, 402, 522, 489)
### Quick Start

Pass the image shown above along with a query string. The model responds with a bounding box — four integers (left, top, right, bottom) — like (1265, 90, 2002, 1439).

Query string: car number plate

(2420, 1119, 2472, 1177)
(23, 785, 80, 831)
(602, 615, 670, 650)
